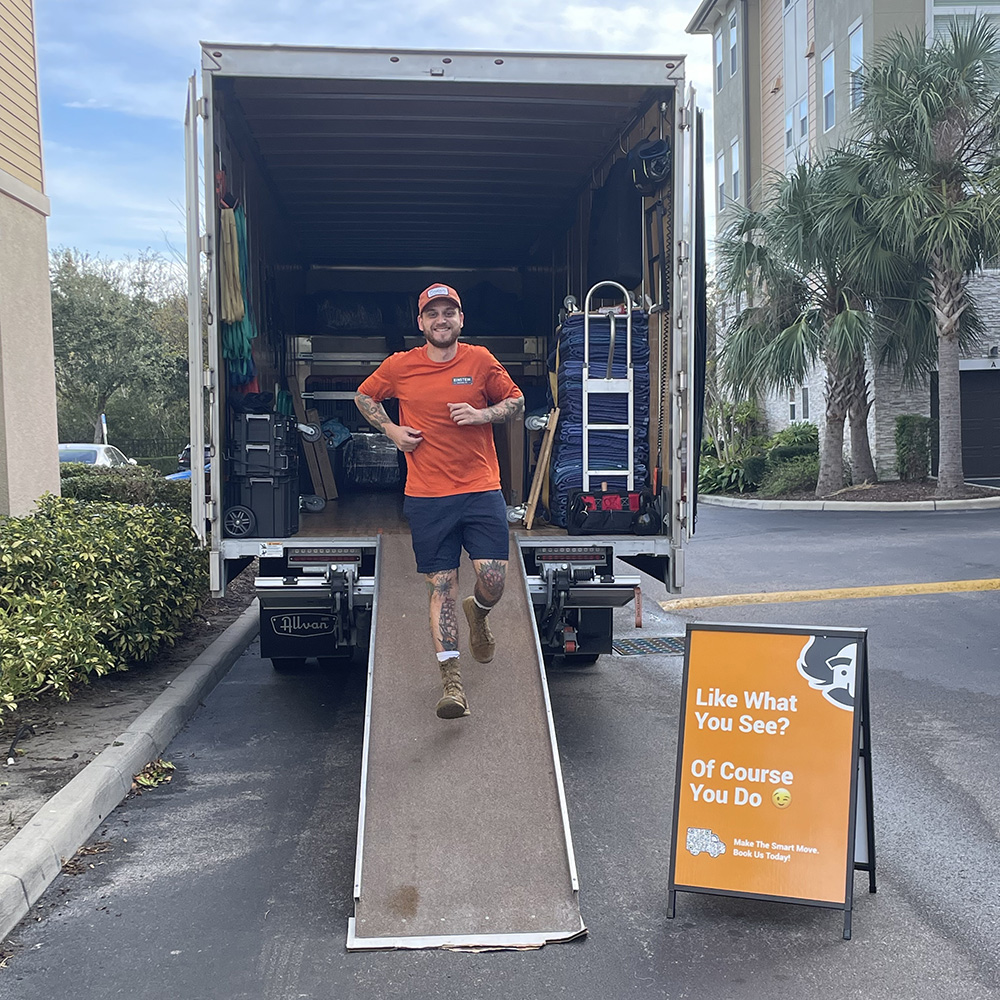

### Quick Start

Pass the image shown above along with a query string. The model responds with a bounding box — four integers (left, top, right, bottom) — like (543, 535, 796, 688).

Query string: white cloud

(44, 140, 187, 259)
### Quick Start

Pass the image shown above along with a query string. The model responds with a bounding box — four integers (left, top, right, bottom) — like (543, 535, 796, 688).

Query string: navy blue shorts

(403, 490, 510, 574)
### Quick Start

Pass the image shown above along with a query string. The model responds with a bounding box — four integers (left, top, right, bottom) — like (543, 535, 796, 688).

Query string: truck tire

(223, 505, 256, 538)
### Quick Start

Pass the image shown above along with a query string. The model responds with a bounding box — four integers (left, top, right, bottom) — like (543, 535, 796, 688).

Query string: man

(355, 283, 524, 720)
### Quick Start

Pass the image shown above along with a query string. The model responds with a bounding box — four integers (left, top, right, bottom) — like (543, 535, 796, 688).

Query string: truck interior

(204, 56, 689, 541)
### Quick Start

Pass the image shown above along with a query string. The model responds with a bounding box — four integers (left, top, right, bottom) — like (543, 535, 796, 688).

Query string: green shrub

(60, 465, 190, 512)
(768, 443, 816, 463)
(699, 455, 762, 494)
(0, 495, 207, 710)
(59, 461, 153, 480)
(741, 453, 767, 486)
(757, 454, 820, 497)
(895, 414, 932, 481)
(766, 422, 819, 450)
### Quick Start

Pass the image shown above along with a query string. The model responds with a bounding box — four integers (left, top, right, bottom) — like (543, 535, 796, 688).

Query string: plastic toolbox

(224, 475, 300, 538)
(230, 413, 298, 477)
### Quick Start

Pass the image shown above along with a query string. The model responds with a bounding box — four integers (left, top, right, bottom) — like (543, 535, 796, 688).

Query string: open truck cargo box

(185, 44, 704, 653)
(184, 41, 705, 952)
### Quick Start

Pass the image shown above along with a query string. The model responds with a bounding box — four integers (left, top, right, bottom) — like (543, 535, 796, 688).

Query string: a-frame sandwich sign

(667, 623, 876, 939)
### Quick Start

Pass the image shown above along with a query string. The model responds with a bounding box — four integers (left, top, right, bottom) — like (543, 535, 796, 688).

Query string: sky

(34, 0, 712, 266)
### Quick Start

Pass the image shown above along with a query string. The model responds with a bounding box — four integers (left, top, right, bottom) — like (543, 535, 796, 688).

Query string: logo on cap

(418, 283, 462, 313)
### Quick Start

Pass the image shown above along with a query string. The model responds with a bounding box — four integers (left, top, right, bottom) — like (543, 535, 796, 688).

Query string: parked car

(177, 443, 212, 472)
(58, 443, 137, 467)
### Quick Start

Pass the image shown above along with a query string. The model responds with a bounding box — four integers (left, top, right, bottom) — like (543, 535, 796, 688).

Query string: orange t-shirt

(358, 342, 523, 498)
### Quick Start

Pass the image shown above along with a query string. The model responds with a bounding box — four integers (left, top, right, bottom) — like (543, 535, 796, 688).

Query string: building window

(789, 388, 796, 422)
(822, 49, 836, 131)
(801, 385, 810, 420)
(785, 110, 794, 149)
(717, 152, 726, 211)
(799, 97, 808, 139)
(715, 30, 724, 92)
(849, 22, 864, 112)
(729, 8, 739, 77)
(731, 138, 740, 203)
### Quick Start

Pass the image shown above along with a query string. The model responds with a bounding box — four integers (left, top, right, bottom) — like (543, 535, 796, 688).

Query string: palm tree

(715, 159, 876, 496)
(850, 17, 1000, 496)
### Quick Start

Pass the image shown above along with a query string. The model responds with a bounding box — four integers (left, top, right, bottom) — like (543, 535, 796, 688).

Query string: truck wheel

(271, 657, 306, 672)
(223, 505, 256, 538)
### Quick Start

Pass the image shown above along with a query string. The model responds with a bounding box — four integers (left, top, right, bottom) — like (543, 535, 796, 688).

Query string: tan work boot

(463, 596, 496, 663)
(436, 659, 470, 719)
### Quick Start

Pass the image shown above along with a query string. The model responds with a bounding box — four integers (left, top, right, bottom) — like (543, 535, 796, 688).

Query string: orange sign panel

(671, 626, 864, 906)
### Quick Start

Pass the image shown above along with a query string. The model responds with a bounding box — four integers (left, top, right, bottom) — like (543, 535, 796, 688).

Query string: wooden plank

(286, 375, 329, 500)
(523, 408, 559, 530)
(306, 406, 338, 500)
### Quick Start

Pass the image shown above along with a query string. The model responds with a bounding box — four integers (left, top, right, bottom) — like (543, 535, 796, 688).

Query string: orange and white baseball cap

(418, 283, 462, 313)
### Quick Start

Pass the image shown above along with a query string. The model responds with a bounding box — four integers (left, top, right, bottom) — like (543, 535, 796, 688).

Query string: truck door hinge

(199, 234, 211, 256)
(203, 368, 216, 390)
(197, 97, 209, 119)
(679, 106, 692, 130)
(676, 370, 689, 391)
(677, 240, 690, 276)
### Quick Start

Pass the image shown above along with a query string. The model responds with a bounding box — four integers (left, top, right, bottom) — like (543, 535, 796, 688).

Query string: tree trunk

(817, 362, 850, 496)
(92, 394, 109, 444)
(935, 329, 964, 495)
(847, 351, 877, 484)
(930, 263, 966, 495)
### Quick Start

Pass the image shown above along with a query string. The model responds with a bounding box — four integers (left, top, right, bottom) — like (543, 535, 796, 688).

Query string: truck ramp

(348, 533, 585, 950)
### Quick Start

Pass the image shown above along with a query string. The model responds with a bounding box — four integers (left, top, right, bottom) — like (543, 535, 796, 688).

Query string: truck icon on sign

(686, 828, 726, 858)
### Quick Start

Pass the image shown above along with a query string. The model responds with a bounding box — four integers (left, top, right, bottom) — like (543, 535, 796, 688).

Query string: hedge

(60, 463, 190, 513)
(895, 414, 933, 481)
(0, 495, 207, 711)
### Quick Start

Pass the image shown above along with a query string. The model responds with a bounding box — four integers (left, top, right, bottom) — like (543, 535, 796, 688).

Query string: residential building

(688, 0, 1000, 481)
(0, 0, 59, 515)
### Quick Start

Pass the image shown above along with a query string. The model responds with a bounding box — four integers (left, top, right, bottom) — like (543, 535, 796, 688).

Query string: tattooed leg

(471, 559, 507, 609)
(425, 569, 460, 653)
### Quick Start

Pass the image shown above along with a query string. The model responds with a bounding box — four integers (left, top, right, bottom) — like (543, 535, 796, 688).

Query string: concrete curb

(0, 600, 260, 944)
(699, 494, 1000, 511)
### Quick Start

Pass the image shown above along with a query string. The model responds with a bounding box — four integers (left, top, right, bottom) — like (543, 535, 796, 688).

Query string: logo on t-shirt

(452, 376, 473, 384)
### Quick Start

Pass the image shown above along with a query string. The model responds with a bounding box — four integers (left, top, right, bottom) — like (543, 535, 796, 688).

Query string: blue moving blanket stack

(548, 310, 651, 527)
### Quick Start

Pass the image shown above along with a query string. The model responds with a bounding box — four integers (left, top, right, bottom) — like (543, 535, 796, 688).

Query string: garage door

(960, 369, 1000, 478)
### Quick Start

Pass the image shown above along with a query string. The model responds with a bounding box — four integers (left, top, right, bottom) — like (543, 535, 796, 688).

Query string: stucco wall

(0, 190, 59, 515)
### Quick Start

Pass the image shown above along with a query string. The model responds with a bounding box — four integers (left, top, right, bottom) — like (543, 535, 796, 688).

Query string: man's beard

(423, 326, 460, 348)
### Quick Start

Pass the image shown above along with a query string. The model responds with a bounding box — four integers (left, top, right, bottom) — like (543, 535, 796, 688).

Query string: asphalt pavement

(0, 502, 997, 999)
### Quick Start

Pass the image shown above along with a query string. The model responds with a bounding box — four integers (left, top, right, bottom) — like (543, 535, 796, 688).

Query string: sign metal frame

(666, 622, 876, 939)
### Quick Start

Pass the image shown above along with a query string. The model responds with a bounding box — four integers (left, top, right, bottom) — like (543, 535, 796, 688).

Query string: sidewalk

(0, 603, 259, 944)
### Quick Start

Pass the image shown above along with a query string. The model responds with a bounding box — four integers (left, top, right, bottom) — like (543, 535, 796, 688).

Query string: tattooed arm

(448, 394, 525, 426)
(354, 392, 424, 451)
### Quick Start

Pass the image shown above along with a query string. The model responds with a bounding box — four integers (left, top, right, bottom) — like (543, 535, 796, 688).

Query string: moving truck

(184, 43, 705, 668)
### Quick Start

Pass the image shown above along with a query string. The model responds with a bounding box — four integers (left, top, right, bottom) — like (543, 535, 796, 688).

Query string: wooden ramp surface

(349, 533, 584, 949)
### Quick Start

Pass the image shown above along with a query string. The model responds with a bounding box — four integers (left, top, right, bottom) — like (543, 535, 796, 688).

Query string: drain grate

(612, 636, 686, 656)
